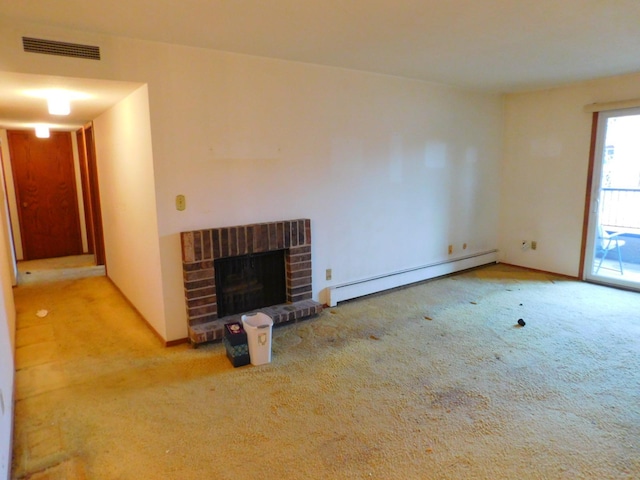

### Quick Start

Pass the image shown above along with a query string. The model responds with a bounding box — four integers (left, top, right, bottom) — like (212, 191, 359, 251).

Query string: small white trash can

(241, 312, 274, 365)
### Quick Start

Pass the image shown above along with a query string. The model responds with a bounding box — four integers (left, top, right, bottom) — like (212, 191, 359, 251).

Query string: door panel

(8, 130, 83, 260)
(584, 108, 640, 290)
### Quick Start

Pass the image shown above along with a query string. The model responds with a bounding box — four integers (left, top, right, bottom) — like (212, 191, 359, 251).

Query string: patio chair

(595, 225, 626, 274)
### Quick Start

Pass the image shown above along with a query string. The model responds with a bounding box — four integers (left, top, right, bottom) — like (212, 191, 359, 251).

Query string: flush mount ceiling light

(23, 88, 91, 116)
(35, 125, 50, 138)
(47, 95, 70, 115)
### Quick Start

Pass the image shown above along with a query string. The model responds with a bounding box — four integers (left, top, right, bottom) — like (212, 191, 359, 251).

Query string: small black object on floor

(223, 322, 250, 367)
(517, 318, 526, 327)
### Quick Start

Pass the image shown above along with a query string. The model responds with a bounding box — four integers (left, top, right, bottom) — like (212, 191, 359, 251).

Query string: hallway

(12, 265, 166, 478)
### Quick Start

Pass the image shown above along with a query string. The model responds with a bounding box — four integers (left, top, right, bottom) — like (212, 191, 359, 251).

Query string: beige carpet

(17, 255, 104, 286)
(11, 263, 640, 479)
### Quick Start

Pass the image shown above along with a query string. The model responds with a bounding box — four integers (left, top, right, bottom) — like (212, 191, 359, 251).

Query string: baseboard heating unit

(327, 250, 498, 307)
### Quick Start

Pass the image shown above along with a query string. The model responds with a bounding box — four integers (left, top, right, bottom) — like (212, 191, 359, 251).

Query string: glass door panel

(584, 108, 640, 290)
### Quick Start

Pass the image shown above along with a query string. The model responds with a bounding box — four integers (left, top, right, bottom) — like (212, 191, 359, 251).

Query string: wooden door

(8, 130, 83, 260)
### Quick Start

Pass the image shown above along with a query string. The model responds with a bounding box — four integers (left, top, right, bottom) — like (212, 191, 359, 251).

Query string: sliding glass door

(584, 108, 640, 290)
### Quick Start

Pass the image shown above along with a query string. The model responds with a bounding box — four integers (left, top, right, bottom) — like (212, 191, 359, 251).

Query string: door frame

(579, 112, 599, 280)
(1, 126, 106, 267)
(77, 123, 105, 266)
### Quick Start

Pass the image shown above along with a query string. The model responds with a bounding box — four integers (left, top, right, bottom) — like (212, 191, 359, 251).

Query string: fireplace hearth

(180, 219, 323, 345)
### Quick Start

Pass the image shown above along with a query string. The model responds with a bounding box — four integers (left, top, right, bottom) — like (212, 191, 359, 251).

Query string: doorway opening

(0, 72, 146, 287)
(584, 108, 640, 290)
(3, 124, 105, 284)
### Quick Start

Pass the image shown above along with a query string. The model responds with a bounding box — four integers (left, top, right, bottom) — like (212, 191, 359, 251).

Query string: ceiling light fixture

(35, 125, 50, 138)
(47, 95, 70, 115)
(24, 88, 91, 104)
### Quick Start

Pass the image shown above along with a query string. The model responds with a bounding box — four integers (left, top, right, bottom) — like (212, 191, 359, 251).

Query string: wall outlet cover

(176, 194, 186, 211)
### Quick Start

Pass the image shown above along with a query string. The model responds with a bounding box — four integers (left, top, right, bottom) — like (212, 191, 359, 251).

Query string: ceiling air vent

(22, 36, 101, 60)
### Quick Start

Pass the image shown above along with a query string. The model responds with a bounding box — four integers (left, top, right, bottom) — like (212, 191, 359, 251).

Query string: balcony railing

(600, 188, 640, 232)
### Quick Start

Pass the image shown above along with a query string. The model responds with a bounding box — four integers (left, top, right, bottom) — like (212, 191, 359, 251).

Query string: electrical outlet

(521, 240, 530, 251)
(531, 240, 537, 250)
(448, 244, 453, 255)
(326, 269, 332, 281)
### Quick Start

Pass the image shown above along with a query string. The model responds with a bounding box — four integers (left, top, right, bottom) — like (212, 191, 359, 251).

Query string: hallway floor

(11, 262, 158, 479)
(17, 255, 105, 286)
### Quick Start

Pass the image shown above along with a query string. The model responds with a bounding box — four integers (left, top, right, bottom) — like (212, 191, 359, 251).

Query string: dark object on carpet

(224, 322, 250, 367)
(517, 318, 526, 327)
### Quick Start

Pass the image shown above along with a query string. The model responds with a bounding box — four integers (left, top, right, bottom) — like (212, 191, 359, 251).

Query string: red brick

(297, 219, 305, 245)
(289, 277, 311, 288)
(220, 228, 230, 257)
(185, 277, 215, 290)
(277, 222, 285, 249)
(184, 269, 214, 282)
(238, 226, 247, 255)
(188, 304, 217, 317)
(212, 229, 221, 259)
(290, 222, 299, 247)
(287, 269, 312, 280)
(202, 230, 212, 260)
(187, 295, 217, 308)
(185, 287, 216, 299)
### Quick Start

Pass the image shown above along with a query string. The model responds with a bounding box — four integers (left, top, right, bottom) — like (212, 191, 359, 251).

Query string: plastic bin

(241, 312, 274, 365)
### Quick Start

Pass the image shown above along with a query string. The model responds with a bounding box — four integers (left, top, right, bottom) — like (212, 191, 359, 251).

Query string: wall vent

(22, 36, 101, 60)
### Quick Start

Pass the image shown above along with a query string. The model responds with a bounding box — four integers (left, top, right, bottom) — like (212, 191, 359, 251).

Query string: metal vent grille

(22, 37, 101, 60)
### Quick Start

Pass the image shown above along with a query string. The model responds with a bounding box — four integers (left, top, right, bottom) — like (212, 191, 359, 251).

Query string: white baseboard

(327, 250, 498, 307)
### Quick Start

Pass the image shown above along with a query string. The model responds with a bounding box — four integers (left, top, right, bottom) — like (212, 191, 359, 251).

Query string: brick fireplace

(180, 219, 323, 345)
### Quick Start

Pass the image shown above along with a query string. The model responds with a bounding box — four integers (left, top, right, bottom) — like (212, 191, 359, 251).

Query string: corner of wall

(159, 233, 188, 342)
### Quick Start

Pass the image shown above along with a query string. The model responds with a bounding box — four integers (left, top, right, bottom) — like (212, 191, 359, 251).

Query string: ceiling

(1, 0, 640, 130)
(0, 73, 142, 131)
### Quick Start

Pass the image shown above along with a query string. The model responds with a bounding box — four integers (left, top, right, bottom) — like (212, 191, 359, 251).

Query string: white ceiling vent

(22, 36, 101, 60)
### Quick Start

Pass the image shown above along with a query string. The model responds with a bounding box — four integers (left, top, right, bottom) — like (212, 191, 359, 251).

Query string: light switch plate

(176, 194, 186, 211)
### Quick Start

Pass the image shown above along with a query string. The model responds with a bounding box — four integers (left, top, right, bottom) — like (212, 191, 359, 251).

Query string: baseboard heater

(327, 250, 498, 307)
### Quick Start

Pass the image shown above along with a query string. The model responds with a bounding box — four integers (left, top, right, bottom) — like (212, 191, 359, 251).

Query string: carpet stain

(428, 388, 489, 412)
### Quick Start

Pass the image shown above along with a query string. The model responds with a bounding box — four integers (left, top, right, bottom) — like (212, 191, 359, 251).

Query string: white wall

(0, 19, 504, 342)
(0, 146, 16, 480)
(92, 85, 166, 338)
(0, 130, 22, 262)
(500, 72, 640, 276)
(150, 46, 504, 340)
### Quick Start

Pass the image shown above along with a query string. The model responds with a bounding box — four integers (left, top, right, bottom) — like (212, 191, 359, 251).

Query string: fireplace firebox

(215, 250, 286, 317)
